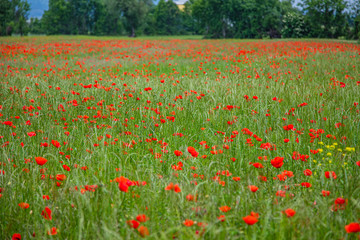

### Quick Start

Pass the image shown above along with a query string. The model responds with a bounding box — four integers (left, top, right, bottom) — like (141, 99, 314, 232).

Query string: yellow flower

(318, 149, 323, 153)
(327, 153, 332, 156)
(318, 142, 324, 145)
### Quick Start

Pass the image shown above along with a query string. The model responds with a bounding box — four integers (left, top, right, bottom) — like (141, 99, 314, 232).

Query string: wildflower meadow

(1, 36, 360, 239)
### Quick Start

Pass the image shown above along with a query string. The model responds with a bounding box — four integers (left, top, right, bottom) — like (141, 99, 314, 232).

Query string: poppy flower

(219, 206, 231, 212)
(243, 215, 258, 225)
(283, 124, 294, 131)
(301, 182, 312, 188)
(332, 197, 347, 211)
(56, 174, 66, 181)
(47, 227, 58, 235)
(12, 233, 21, 240)
(165, 183, 181, 193)
(41, 206, 52, 220)
(136, 214, 149, 222)
(303, 169, 312, 176)
(248, 185, 258, 192)
(324, 171, 337, 179)
(117, 176, 133, 192)
(283, 208, 296, 217)
(345, 222, 360, 233)
(35, 157, 48, 166)
(27, 132, 36, 137)
(218, 215, 226, 222)
(271, 157, 284, 168)
(252, 162, 264, 168)
(138, 226, 149, 237)
(174, 150, 183, 156)
(186, 194, 197, 201)
(187, 146, 199, 158)
(126, 220, 140, 229)
(51, 140, 61, 148)
(321, 190, 330, 197)
(18, 202, 29, 209)
(183, 219, 194, 226)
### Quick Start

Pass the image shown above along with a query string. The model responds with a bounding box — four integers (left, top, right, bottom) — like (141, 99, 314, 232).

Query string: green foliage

(28, 18, 44, 35)
(0, 0, 30, 36)
(300, 0, 347, 38)
(117, 0, 153, 37)
(3, 0, 360, 39)
(154, 0, 182, 35)
(281, 12, 307, 38)
(42, 0, 72, 35)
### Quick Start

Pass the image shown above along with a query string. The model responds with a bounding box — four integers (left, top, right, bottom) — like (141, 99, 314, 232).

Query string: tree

(0, 0, 30, 36)
(0, 0, 11, 35)
(117, 0, 153, 37)
(154, 0, 182, 35)
(281, 12, 307, 38)
(346, 0, 360, 39)
(300, 0, 347, 38)
(42, 0, 72, 34)
(29, 17, 44, 34)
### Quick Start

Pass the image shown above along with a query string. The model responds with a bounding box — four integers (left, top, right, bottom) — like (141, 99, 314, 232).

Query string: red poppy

(324, 171, 337, 179)
(56, 174, 66, 181)
(18, 202, 29, 209)
(218, 215, 226, 222)
(138, 226, 149, 237)
(47, 227, 58, 235)
(271, 157, 284, 168)
(252, 162, 264, 168)
(301, 182, 312, 188)
(345, 222, 360, 233)
(187, 146, 199, 158)
(35, 157, 48, 166)
(321, 190, 330, 197)
(219, 206, 231, 212)
(116, 176, 134, 192)
(126, 220, 140, 229)
(136, 214, 149, 222)
(303, 169, 312, 176)
(174, 150, 183, 156)
(248, 185, 258, 192)
(283, 124, 294, 131)
(283, 208, 296, 217)
(243, 215, 258, 225)
(332, 197, 347, 211)
(186, 194, 197, 201)
(41, 206, 52, 220)
(183, 219, 194, 226)
(51, 140, 61, 148)
(12, 233, 21, 240)
(165, 183, 181, 192)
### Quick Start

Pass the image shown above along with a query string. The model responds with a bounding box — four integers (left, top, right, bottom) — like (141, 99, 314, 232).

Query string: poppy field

(1, 37, 360, 239)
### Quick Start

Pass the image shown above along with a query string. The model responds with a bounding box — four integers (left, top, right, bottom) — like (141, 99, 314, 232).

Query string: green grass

(0, 36, 360, 239)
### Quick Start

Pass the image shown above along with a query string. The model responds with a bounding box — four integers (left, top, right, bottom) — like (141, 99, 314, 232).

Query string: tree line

(1, 0, 359, 39)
